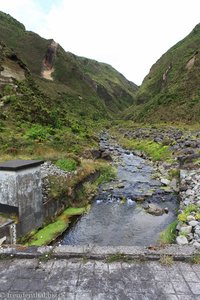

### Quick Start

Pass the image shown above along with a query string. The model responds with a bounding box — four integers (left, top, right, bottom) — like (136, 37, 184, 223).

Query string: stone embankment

(176, 168, 200, 247)
(40, 161, 72, 203)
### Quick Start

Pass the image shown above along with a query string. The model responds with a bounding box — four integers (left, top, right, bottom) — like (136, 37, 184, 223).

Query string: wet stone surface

(61, 133, 178, 247)
(0, 258, 200, 300)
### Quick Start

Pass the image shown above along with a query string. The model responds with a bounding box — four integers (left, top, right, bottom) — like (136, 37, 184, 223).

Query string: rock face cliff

(41, 41, 58, 81)
(0, 11, 138, 115)
(124, 24, 200, 123)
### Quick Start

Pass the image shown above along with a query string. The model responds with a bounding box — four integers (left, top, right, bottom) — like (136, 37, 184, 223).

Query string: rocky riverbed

(120, 127, 200, 157)
(60, 132, 178, 246)
(40, 126, 200, 247)
(114, 126, 200, 247)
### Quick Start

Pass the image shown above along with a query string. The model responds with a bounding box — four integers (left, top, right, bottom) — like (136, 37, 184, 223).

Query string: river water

(61, 133, 178, 246)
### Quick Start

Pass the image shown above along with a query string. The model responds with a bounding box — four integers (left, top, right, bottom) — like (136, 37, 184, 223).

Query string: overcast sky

(0, 0, 200, 85)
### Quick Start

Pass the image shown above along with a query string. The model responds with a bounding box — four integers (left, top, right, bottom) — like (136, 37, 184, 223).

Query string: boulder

(90, 149, 102, 159)
(145, 203, 167, 216)
(101, 151, 112, 161)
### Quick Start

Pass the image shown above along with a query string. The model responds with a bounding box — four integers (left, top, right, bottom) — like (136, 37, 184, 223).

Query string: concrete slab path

(0, 258, 200, 299)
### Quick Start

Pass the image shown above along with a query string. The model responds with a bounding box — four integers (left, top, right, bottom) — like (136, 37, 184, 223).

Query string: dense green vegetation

(55, 158, 77, 172)
(124, 24, 200, 123)
(120, 138, 172, 162)
(110, 123, 174, 162)
(0, 12, 138, 162)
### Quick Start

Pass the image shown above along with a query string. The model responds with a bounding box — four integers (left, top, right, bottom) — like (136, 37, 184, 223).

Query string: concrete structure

(0, 256, 200, 299)
(0, 160, 44, 239)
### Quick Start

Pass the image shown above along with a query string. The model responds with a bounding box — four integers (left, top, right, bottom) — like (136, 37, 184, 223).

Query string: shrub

(55, 158, 77, 172)
(178, 204, 200, 222)
(96, 164, 116, 185)
(24, 125, 53, 141)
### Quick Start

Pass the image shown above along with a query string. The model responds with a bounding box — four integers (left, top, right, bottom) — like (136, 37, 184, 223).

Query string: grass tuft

(159, 255, 174, 266)
(159, 220, 178, 245)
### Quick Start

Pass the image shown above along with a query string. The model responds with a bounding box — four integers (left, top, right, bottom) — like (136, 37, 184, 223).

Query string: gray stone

(180, 226, 192, 234)
(116, 183, 125, 188)
(161, 178, 170, 185)
(187, 233, 194, 242)
(193, 241, 200, 249)
(145, 203, 165, 216)
(170, 178, 179, 192)
(176, 222, 183, 231)
(187, 215, 196, 222)
(195, 229, 200, 236)
(189, 220, 199, 227)
(176, 236, 188, 245)
(101, 151, 112, 161)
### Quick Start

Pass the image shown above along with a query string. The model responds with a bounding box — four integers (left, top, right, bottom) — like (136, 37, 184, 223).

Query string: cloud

(0, 0, 46, 32)
(1, 0, 200, 84)
(36, 0, 200, 84)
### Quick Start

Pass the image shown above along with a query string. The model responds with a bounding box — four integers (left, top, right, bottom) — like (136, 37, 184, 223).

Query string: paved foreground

(0, 258, 200, 300)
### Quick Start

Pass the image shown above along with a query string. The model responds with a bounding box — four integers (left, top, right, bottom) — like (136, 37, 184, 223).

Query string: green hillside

(124, 24, 200, 123)
(0, 11, 138, 159)
(0, 11, 137, 114)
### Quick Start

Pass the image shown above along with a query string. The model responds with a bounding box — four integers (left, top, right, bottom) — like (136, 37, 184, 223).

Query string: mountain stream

(61, 133, 178, 246)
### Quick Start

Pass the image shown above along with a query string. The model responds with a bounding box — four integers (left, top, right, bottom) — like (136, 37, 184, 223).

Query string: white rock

(188, 221, 199, 227)
(176, 222, 183, 231)
(187, 215, 196, 222)
(127, 198, 135, 206)
(183, 200, 191, 206)
(193, 241, 200, 249)
(186, 189, 194, 196)
(187, 233, 194, 242)
(161, 178, 170, 186)
(180, 225, 192, 234)
(195, 229, 200, 236)
(96, 200, 103, 204)
(170, 178, 179, 192)
(176, 236, 188, 245)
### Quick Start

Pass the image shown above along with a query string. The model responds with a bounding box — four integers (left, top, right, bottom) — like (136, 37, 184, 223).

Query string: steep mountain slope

(0, 11, 137, 114)
(124, 24, 200, 123)
(0, 11, 138, 157)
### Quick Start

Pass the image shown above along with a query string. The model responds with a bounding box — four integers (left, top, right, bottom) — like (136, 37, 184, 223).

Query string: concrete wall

(0, 171, 17, 207)
(0, 160, 44, 238)
(16, 167, 44, 236)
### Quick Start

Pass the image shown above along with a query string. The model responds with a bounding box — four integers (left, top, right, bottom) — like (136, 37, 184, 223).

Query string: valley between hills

(0, 11, 199, 248)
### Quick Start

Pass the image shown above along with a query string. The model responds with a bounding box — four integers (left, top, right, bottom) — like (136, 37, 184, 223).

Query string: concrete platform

(0, 256, 200, 299)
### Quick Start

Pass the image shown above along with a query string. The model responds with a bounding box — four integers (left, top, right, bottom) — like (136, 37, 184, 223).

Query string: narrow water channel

(61, 133, 178, 246)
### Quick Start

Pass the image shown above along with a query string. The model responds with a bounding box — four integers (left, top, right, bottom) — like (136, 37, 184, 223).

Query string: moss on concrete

(26, 207, 86, 246)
